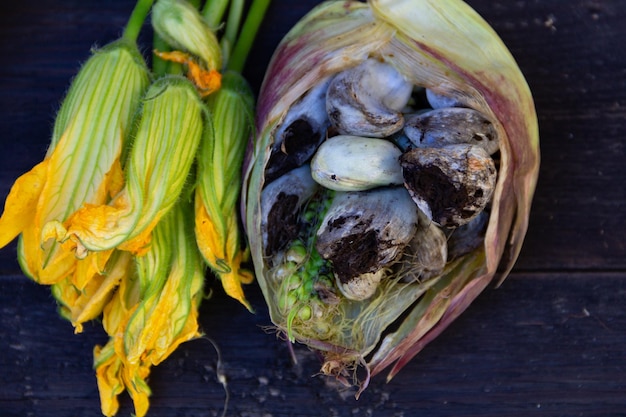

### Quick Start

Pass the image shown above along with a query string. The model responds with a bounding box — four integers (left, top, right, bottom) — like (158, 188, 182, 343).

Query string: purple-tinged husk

(243, 0, 539, 394)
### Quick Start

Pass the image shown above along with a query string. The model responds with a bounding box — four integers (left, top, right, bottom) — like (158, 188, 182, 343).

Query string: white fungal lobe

(404, 107, 499, 154)
(260, 165, 318, 258)
(261, 54, 501, 303)
(316, 188, 418, 300)
(399, 213, 448, 283)
(265, 78, 332, 182)
(326, 59, 412, 138)
(310, 135, 403, 191)
(400, 144, 497, 227)
(336, 269, 385, 301)
(425, 88, 463, 109)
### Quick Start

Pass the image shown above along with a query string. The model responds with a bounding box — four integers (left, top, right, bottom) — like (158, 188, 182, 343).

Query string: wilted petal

(91, 200, 205, 417)
(124, 201, 204, 365)
(93, 342, 125, 417)
(6, 40, 149, 286)
(0, 160, 47, 248)
(52, 250, 130, 333)
(195, 196, 253, 310)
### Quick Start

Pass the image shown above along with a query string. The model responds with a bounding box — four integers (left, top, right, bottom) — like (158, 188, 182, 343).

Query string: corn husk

(243, 0, 539, 391)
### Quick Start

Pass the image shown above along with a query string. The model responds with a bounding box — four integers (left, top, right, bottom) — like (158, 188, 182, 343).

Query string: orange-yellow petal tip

(154, 49, 221, 96)
(219, 269, 254, 313)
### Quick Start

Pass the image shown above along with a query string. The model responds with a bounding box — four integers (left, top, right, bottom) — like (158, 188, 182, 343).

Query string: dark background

(1, 1, 625, 416)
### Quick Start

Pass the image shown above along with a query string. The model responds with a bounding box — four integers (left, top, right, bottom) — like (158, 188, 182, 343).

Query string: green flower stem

(202, 0, 231, 29)
(123, 0, 155, 43)
(152, 33, 171, 76)
(223, 0, 244, 53)
(152, 33, 183, 76)
(228, 0, 271, 72)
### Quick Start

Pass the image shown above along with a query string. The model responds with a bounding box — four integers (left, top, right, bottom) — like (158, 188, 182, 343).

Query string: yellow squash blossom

(46, 76, 205, 257)
(94, 198, 205, 417)
(152, 0, 222, 72)
(51, 250, 133, 333)
(152, 0, 222, 96)
(195, 71, 255, 310)
(0, 40, 149, 285)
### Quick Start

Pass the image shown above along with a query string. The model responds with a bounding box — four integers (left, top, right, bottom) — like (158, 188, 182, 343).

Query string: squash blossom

(94, 198, 205, 417)
(151, 0, 268, 309)
(46, 76, 205, 257)
(0, 40, 149, 288)
(52, 250, 133, 333)
(152, 0, 222, 96)
(0, 0, 271, 414)
(195, 71, 255, 310)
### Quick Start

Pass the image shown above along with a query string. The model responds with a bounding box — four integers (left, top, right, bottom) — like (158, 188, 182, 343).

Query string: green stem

(202, 0, 231, 29)
(228, 0, 271, 72)
(123, 0, 156, 43)
(152, 34, 183, 76)
(152, 33, 171, 76)
(223, 0, 244, 54)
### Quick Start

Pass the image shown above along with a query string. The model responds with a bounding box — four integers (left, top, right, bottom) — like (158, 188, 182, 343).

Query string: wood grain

(1, 273, 625, 417)
(0, 1, 624, 416)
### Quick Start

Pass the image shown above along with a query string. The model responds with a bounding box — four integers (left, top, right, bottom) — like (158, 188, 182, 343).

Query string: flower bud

(152, 0, 222, 71)
(195, 71, 255, 310)
(95, 200, 204, 417)
(47, 76, 205, 257)
(0, 40, 149, 284)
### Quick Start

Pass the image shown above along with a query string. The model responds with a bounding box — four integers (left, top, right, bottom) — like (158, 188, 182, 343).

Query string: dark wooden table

(1, 1, 625, 416)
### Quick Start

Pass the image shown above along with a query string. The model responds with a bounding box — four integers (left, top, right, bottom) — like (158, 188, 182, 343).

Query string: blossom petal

(0, 160, 47, 248)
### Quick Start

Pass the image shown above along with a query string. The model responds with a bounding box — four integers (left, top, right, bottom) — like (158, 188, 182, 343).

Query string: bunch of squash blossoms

(0, 0, 270, 415)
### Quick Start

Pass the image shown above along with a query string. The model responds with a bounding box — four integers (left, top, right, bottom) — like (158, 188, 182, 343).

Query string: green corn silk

(271, 190, 336, 342)
(46, 75, 205, 257)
